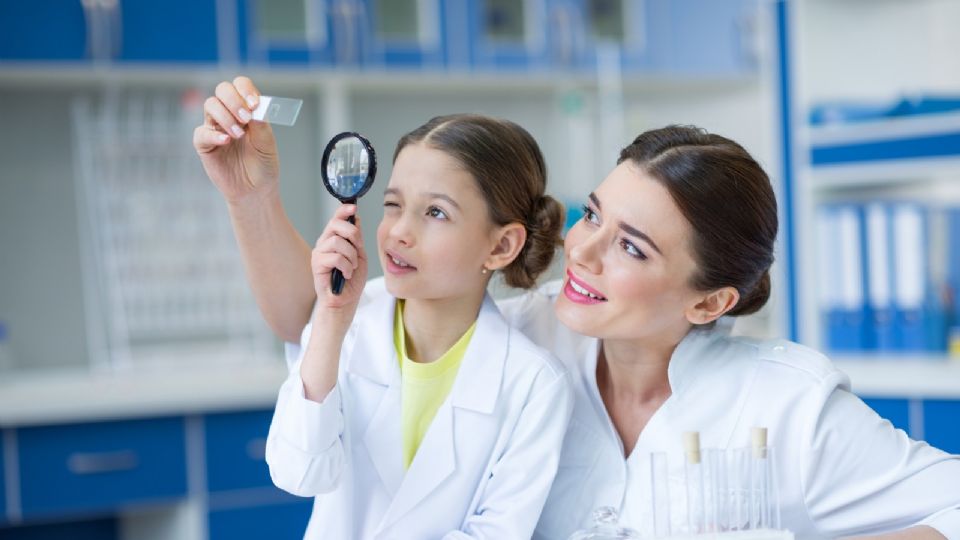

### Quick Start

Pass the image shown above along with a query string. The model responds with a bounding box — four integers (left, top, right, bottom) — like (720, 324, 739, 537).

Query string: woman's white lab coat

(498, 281, 960, 540)
(265, 278, 574, 540)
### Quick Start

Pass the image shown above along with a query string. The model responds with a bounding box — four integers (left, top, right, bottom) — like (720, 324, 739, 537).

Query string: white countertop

(0, 359, 289, 427)
(2, 356, 959, 427)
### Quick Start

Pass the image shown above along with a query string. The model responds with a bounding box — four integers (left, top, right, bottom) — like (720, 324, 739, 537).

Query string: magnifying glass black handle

(330, 214, 356, 295)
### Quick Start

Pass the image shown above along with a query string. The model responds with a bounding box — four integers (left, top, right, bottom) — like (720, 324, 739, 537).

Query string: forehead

(389, 143, 477, 195)
(594, 162, 693, 248)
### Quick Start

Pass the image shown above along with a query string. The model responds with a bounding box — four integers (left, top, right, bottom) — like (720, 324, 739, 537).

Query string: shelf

(0, 64, 759, 95)
(833, 357, 960, 399)
(806, 111, 960, 186)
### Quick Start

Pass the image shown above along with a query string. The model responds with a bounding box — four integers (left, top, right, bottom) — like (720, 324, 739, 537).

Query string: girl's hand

(312, 204, 368, 323)
(193, 76, 280, 205)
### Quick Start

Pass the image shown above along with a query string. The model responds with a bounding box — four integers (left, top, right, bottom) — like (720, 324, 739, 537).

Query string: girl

(195, 78, 573, 539)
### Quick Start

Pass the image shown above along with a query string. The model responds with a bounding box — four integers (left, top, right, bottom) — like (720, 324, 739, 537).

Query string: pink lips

(384, 250, 417, 276)
(563, 270, 607, 305)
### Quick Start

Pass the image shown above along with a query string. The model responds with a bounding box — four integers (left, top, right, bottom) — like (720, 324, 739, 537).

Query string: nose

(566, 223, 603, 275)
(387, 210, 415, 247)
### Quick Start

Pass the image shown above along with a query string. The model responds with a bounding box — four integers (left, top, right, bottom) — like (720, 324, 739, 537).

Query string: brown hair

(618, 125, 778, 316)
(394, 114, 563, 289)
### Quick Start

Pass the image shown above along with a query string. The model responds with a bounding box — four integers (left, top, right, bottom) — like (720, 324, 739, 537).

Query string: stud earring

(481, 267, 488, 274)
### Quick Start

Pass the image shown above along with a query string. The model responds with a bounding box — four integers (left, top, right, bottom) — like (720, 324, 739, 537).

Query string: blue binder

(819, 205, 868, 352)
(890, 203, 930, 352)
(863, 203, 896, 350)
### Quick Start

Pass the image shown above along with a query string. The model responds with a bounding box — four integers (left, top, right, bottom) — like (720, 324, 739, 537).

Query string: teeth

(570, 280, 601, 299)
(391, 256, 410, 268)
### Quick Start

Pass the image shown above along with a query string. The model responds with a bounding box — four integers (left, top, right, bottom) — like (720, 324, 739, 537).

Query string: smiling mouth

(569, 279, 606, 300)
(385, 251, 417, 271)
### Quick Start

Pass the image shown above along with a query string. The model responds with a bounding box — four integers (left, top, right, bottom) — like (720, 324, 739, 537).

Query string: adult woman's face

(555, 161, 705, 343)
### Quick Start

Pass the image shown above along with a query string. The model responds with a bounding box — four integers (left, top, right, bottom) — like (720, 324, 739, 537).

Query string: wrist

(225, 182, 281, 214)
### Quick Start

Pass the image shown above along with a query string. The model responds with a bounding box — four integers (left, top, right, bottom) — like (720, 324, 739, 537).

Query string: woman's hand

(311, 204, 368, 324)
(193, 76, 280, 205)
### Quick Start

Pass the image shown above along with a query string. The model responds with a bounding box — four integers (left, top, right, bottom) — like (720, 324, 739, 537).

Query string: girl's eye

(427, 206, 449, 220)
(620, 238, 647, 260)
(582, 204, 600, 225)
(384, 200, 399, 209)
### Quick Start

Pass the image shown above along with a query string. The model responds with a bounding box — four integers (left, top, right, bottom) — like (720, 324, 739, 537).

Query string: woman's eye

(427, 206, 448, 220)
(620, 239, 647, 260)
(581, 204, 600, 225)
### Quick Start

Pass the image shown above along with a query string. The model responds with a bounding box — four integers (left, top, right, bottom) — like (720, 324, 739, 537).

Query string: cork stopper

(751, 426, 768, 459)
(683, 431, 701, 464)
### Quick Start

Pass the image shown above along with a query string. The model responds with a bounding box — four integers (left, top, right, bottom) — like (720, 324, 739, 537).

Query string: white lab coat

(265, 277, 574, 540)
(498, 281, 960, 540)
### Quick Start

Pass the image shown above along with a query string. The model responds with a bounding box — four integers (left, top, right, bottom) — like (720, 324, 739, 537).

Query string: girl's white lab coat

(265, 278, 574, 540)
(498, 281, 960, 540)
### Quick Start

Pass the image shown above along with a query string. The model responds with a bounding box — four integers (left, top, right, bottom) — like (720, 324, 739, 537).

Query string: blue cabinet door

(862, 397, 911, 435)
(358, 0, 446, 69)
(649, 0, 758, 76)
(0, 0, 88, 61)
(208, 500, 312, 540)
(923, 399, 960, 454)
(17, 417, 188, 519)
(118, 0, 220, 63)
(204, 410, 276, 492)
(0, 517, 118, 540)
(0, 432, 6, 525)
(238, 0, 339, 66)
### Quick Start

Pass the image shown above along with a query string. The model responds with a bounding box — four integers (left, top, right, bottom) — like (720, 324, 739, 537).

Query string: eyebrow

(588, 192, 663, 256)
(384, 188, 461, 211)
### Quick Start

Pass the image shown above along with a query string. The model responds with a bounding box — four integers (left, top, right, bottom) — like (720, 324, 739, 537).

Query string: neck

(401, 287, 485, 363)
(597, 325, 689, 402)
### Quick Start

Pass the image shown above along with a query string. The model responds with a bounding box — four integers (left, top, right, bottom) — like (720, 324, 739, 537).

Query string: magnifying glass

(321, 132, 378, 295)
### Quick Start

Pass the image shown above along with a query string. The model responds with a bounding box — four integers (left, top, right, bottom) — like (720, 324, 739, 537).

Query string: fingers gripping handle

(330, 214, 356, 295)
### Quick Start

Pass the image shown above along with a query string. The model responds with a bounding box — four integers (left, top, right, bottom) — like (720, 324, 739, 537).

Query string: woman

(196, 79, 573, 539)
(196, 78, 960, 539)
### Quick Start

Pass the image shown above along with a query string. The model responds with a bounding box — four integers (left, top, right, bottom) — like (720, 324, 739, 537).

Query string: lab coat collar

(347, 280, 508, 532)
(666, 317, 734, 396)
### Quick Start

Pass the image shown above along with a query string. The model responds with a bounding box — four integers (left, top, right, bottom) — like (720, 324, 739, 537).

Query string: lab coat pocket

(535, 418, 602, 538)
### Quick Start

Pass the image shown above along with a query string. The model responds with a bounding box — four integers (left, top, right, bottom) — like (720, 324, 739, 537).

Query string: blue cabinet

(0, 0, 88, 61)
(118, 0, 219, 63)
(0, 0, 220, 64)
(208, 500, 312, 540)
(358, 0, 446, 69)
(17, 417, 187, 519)
(923, 400, 960, 454)
(862, 397, 911, 435)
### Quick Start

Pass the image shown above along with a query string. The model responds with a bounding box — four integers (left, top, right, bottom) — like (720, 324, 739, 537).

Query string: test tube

(683, 431, 706, 534)
(650, 451, 672, 537)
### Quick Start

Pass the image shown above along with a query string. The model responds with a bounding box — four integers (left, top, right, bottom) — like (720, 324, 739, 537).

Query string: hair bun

(502, 195, 564, 289)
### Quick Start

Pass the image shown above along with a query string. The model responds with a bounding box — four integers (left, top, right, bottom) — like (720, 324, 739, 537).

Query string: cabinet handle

(67, 449, 140, 475)
(246, 437, 267, 461)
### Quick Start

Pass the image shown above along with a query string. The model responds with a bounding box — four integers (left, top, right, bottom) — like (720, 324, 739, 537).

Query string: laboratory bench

(1, 359, 958, 539)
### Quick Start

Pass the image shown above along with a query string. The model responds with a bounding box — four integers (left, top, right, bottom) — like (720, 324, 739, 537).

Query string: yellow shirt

(395, 300, 476, 469)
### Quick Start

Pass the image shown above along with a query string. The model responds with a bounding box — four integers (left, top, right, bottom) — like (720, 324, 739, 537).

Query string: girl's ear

(684, 286, 739, 325)
(485, 222, 527, 271)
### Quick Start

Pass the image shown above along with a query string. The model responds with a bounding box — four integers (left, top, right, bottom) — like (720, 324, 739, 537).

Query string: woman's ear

(484, 222, 527, 271)
(685, 286, 740, 325)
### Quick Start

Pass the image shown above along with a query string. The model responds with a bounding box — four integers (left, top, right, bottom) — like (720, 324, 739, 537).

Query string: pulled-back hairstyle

(394, 114, 563, 289)
(618, 125, 778, 316)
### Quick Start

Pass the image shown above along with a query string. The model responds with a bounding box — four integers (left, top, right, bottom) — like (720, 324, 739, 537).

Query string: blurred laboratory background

(0, 0, 958, 538)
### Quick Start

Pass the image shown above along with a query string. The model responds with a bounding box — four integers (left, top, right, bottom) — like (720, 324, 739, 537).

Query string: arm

(443, 367, 575, 539)
(802, 380, 960, 539)
(265, 204, 368, 495)
(194, 76, 316, 342)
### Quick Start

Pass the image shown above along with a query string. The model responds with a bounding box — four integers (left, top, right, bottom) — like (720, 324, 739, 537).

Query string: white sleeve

(442, 366, 575, 539)
(265, 321, 348, 497)
(802, 380, 960, 538)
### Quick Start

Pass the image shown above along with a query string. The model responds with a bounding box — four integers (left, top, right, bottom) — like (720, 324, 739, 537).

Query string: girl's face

(377, 143, 501, 301)
(556, 162, 705, 343)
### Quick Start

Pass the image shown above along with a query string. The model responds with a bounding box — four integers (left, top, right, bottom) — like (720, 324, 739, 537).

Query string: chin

(554, 296, 603, 338)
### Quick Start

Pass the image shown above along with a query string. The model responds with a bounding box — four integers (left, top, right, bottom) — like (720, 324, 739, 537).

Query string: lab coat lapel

(378, 294, 508, 531)
(347, 281, 404, 496)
